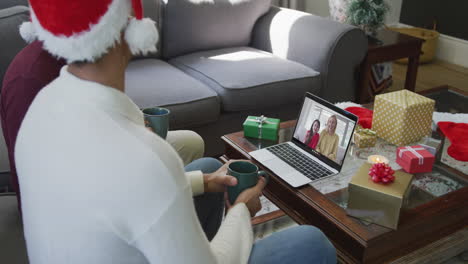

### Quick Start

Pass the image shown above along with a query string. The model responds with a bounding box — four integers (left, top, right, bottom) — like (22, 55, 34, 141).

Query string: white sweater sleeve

(185, 170, 204, 196)
(132, 187, 253, 264)
(210, 203, 253, 264)
(128, 131, 252, 263)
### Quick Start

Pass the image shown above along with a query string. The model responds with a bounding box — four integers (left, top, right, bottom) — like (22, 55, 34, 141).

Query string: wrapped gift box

(243, 116, 280, 141)
(353, 128, 377, 148)
(347, 163, 413, 230)
(372, 90, 435, 146)
(396, 145, 435, 173)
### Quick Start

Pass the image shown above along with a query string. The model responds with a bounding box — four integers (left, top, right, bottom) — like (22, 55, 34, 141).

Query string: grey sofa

(1, 0, 367, 158)
(0, 0, 366, 262)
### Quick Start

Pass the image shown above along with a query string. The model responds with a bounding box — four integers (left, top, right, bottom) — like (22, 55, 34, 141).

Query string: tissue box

(243, 116, 280, 141)
(372, 90, 435, 146)
(353, 128, 377, 148)
(347, 163, 413, 230)
(396, 145, 435, 173)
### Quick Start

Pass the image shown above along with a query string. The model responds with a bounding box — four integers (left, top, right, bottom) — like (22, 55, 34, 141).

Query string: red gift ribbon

(369, 163, 395, 184)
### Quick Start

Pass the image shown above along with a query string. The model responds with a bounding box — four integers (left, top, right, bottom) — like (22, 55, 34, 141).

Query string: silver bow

(399, 146, 425, 165)
(246, 115, 274, 139)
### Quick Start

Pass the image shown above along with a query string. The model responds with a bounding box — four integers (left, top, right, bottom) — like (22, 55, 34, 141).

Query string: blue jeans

(185, 158, 225, 241)
(248, 225, 337, 264)
(185, 158, 337, 263)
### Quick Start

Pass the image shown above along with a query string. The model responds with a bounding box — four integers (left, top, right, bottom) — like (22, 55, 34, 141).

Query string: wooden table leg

(358, 60, 372, 103)
(404, 55, 420, 92)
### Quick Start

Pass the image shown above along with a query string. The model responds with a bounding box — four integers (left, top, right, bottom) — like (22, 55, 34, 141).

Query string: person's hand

(144, 120, 154, 132)
(227, 176, 267, 217)
(203, 160, 241, 193)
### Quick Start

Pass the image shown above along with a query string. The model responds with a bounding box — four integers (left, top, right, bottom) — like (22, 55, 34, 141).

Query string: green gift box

(243, 115, 280, 141)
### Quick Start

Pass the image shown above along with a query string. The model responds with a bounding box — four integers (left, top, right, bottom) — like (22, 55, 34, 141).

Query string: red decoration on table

(437, 121, 468, 162)
(396, 145, 435, 173)
(369, 163, 395, 184)
(345, 107, 373, 129)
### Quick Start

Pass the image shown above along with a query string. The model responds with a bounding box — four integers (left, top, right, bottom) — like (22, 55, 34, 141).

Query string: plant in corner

(346, 0, 389, 36)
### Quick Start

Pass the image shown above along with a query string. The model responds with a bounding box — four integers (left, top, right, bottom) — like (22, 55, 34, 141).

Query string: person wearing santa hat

(14, 0, 337, 263)
(1, 41, 206, 214)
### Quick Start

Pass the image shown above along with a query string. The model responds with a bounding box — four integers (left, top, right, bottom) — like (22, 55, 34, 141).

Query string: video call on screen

(293, 98, 356, 166)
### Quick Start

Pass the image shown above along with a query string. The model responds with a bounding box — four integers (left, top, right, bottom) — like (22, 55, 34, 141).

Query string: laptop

(250, 93, 358, 187)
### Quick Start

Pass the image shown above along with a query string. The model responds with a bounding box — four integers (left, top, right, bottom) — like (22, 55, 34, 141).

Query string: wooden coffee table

(221, 121, 468, 263)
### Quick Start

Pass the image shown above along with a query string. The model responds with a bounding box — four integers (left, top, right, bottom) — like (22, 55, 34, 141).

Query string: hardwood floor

(386, 60, 468, 93)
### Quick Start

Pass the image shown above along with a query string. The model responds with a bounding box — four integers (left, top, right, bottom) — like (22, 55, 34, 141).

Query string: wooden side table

(358, 29, 424, 103)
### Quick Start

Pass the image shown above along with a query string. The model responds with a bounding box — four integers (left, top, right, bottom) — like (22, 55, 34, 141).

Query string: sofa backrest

(0, 6, 29, 91)
(161, 0, 271, 59)
(0, 1, 164, 65)
(0, 0, 28, 10)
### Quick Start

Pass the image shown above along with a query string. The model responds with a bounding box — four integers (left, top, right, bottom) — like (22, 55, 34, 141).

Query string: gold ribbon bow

(356, 128, 377, 136)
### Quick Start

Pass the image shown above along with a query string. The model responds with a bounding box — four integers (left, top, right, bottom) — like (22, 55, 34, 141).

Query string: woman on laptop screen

(316, 115, 340, 161)
(304, 119, 321, 149)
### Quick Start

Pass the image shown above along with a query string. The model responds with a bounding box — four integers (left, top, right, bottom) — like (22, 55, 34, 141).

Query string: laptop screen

(292, 93, 357, 170)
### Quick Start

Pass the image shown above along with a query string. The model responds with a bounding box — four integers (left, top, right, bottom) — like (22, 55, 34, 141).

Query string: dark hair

(305, 119, 320, 145)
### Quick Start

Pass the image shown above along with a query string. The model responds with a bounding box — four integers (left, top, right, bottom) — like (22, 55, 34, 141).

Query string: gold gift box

(372, 90, 435, 146)
(346, 163, 413, 230)
(353, 128, 377, 148)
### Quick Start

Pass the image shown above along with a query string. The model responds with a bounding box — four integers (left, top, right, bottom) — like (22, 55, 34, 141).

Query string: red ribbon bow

(369, 163, 395, 184)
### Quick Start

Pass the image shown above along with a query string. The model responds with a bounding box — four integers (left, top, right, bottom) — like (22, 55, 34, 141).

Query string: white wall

(305, 0, 403, 25)
(385, 0, 403, 25)
(305, 0, 330, 17)
(435, 34, 468, 69)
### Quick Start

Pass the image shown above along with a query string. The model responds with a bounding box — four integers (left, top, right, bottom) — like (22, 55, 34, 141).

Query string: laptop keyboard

(267, 143, 333, 180)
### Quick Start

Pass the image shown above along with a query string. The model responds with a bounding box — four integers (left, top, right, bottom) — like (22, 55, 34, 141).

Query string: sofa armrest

(251, 6, 367, 102)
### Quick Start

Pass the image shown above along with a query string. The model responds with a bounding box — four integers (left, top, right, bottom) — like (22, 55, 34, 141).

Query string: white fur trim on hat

(19, 21, 36, 43)
(31, 0, 130, 63)
(125, 17, 159, 56)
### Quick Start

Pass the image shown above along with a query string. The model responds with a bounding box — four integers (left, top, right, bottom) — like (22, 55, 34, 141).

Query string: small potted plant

(346, 0, 389, 36)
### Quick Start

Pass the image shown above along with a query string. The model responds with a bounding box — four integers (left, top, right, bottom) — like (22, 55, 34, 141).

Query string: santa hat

(19, 0, 159, 63)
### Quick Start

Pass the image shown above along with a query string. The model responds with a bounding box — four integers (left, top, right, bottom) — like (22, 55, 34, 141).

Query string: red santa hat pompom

(20, 0, 159, 63)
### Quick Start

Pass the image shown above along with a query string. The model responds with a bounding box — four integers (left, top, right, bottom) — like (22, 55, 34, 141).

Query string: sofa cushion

(125, 59, 220, 128)
(162, 0, 271, 59)
(170, 47, 320, 112)
(0, 6, 29, 88)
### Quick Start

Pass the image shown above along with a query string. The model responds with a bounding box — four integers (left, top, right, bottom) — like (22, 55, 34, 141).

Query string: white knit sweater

(15, 67, 253, 264)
